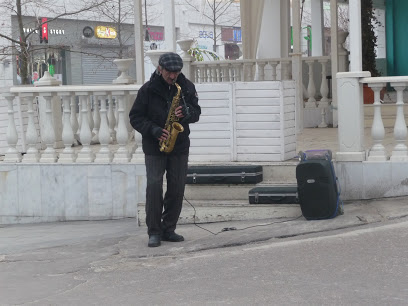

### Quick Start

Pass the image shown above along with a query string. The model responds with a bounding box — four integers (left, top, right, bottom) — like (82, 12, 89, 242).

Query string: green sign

(49, 64, 55, 76)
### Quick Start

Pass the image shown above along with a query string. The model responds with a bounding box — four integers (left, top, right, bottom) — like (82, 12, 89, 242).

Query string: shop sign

(40, 17, 48, 43)
(199, 31, 213, 39)
(95, 26, 117, 39)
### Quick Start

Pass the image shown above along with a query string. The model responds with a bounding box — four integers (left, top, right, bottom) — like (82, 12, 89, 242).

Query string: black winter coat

(129, 72, 201, 155)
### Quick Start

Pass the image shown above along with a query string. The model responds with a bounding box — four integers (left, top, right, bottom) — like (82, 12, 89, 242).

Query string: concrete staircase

(137, 161, 302, 225)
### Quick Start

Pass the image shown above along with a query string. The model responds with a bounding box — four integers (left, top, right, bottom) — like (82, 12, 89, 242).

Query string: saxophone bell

(159, 122, 184, 153)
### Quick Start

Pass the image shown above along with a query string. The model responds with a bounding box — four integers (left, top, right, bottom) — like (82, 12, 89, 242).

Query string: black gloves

(180, 104, 191, 123)
(151, 126, 163, 139)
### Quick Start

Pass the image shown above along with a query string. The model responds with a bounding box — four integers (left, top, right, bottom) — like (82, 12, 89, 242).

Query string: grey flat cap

(159, 52, 183, 72)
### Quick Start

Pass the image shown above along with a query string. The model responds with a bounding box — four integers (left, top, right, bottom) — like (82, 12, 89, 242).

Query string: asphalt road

(2, 218, 408, 305)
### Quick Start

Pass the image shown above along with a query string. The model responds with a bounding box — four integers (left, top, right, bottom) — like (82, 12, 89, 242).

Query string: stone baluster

(130, 90, 143, 163)
(77, 96, 82, 132)
(39, 93, 57, 163)
(2, 93, 22, 162)
(269, 61, 278, 81)
(70, 95, 80, 145)
(281, 60, 290, 80)
(390, 83, 408, 161)
(257, 61, 266, 81)
(318, 59, 330, 105)
(58, 92, 77, 163)
(207, 63, 216, 82)
(220, 63, 229, 82)
(199, 66, 205, 83)
(243, 61, 253, 81)
(231, 62, 240, 82)
(21, 94, 40, 163)
(368, 83, 387, 161)
(76, 92, 95, 162)
(94, 91, 113, 162)
(107, 94, 116, 143)
(112, 91, 130, 162)
(87, 96, 94, 133)
(91, 95, 101, 144)
(305, 60, 317, 107)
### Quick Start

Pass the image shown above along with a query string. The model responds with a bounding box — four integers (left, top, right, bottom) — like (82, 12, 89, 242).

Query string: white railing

(191, 56, 332, 105)
(2, 84, 142, 163)
(360, 76, 408, 161)
(191, 58, 292, 83)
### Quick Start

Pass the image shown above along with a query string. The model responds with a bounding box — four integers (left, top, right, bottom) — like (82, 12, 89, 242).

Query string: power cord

(183, 196, 304, 236)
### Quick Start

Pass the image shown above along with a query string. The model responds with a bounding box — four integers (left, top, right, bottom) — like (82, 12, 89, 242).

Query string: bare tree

(0, 0, 108, 84)
(182, 0, 240, 52)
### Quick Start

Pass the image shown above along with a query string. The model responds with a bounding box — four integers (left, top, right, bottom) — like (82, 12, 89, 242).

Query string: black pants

(145, 154, 189, 236)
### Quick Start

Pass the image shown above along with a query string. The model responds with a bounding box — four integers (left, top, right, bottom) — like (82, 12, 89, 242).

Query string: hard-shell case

(248, 186, 298, 204)
(186, 165, 263, 184)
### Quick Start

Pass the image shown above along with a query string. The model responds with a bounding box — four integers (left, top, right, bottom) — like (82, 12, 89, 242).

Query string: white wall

(190, 81, 297, 162)
(0, 164, 145, 225)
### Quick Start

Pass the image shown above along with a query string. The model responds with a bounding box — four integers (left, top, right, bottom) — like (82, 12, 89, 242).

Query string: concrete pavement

(1, 196, 408, 258)
(2, 197, 408, 305)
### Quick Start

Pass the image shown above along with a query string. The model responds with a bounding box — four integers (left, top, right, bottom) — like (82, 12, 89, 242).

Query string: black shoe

(162, 231, 184, 242)
(148, 234, 161, 247)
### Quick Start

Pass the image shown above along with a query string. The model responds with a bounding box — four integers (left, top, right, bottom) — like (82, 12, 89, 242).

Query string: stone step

(137, 201, 302, 225)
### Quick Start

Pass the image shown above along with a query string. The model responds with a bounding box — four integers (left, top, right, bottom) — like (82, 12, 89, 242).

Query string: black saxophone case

(186, 165, 263, 184)
(296, 150, 343, 220)
(248, 186, 298, 204)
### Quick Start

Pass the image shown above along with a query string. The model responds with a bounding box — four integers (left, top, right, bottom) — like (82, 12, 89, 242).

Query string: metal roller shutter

(81, 48, 120, 85)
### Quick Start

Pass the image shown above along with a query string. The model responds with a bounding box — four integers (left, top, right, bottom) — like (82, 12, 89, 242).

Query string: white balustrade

(2, 84, 142, 164)
(39, 93, 57, 163)
(92, 95, 101, 144)
(76, 93, 95, 163)
(94, 91, 113, 163)
(3, 93, 22, 162)
(70, 95, 80, 145)
(108, 94, 116, 143)
(318, 59, 330, 105)
(112, 91, 130, 162)
(305, 60, 317, 107)
(367, 83, 387, 161)
(21, 93, 40, 163)
(390, 83, 408, 161)
(59, 92, 77, 163)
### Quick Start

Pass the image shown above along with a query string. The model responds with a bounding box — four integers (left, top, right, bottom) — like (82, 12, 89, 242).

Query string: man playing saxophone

(129, 52, 201, 247)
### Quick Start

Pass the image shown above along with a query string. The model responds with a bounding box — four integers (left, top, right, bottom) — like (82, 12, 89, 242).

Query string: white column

(94, 91, 113, 163)
(390, 83, 408, 161)
(92, 96, 101, 144)
(112, 91, 130, 163)
(133, 0, 145, 84)
(3, 93, 22, 162)
(70, 95, 79, 145)
(76, 92, 95, 163)
(20, 94, 40, 163)
(108, 94, 116, 143)
(305, 60, 317, 107)
(335, 71, 369, 161)
(58, 92, 76, 163)
(311, 0, 324, 56)
(292, 0, 303, 132)
(39, 93, 57, 163)
(330, 0, 339, 127)
(349, 0, 363, 72)
(163, 0, 176, 52)
(367, 83, 387, 161)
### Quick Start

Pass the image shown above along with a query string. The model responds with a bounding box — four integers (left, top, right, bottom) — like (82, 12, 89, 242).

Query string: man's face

(159, 66, 180, 85)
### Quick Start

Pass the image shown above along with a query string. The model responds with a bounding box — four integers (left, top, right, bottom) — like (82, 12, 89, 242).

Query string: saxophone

(159, 83, 184, 153)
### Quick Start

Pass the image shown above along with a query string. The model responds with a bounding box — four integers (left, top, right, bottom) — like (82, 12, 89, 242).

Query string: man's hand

(175, 105, 184, 118)
(158, 129, 170, 141)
